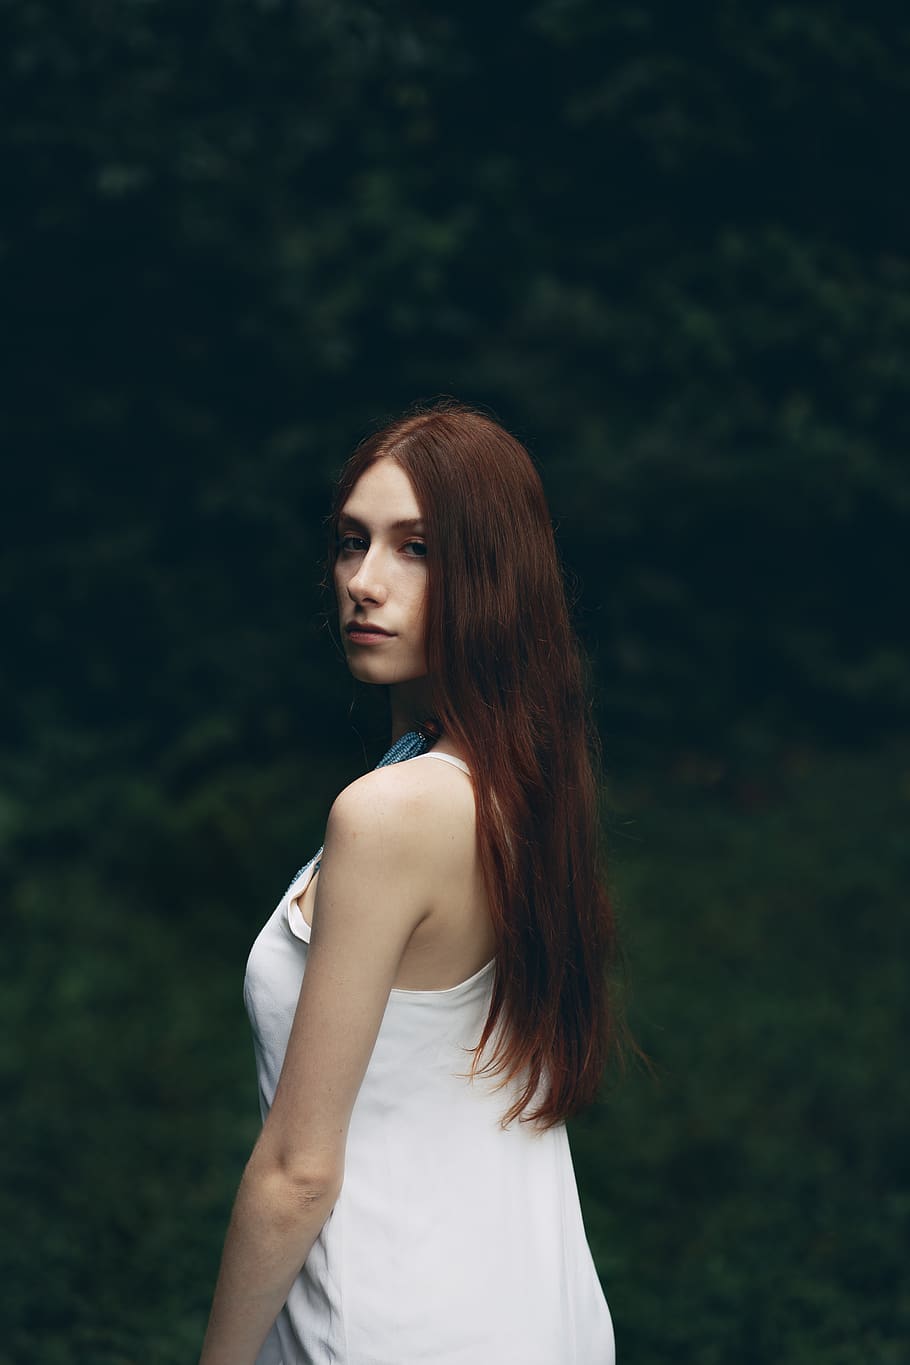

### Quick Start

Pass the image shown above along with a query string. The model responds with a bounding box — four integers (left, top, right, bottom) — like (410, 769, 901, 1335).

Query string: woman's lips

(346, 624, 393, 644)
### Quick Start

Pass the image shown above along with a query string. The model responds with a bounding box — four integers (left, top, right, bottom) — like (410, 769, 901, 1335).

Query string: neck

(389, 677, 433, 743)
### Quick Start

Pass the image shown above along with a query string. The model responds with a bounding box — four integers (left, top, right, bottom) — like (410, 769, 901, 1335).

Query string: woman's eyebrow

(338, 514, 425, 532)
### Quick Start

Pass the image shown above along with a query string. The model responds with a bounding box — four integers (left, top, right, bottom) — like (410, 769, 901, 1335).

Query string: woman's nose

(347, 550, 388, 605)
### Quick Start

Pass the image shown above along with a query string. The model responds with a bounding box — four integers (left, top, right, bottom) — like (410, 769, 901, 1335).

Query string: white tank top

(243, 751, 615, 1364)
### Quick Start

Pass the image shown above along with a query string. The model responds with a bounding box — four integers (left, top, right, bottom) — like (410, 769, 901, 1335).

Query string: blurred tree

(1, 0, 907, 837)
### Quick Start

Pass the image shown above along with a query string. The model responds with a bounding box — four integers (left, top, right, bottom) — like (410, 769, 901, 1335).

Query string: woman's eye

(337, 534, 424, 557)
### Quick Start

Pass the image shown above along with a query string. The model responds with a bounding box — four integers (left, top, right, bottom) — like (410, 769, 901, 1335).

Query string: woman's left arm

(198, 768, 434, 1365)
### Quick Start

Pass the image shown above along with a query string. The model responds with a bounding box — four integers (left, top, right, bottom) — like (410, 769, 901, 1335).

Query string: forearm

(198, 1163, 339, 1365)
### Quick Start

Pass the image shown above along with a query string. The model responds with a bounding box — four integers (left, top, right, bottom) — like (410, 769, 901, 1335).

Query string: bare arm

(198, 769, 432, 1365)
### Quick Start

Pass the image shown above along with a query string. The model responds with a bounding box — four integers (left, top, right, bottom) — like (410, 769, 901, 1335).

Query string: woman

(199, 400, 624, 1364)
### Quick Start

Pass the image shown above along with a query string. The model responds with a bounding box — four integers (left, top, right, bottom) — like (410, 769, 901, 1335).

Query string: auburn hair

(328, 398, 629, 1129)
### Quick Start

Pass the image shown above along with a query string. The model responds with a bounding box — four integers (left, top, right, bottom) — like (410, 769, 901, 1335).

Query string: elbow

(244, 1148, 343, 1211)
(287, 1165, 343, 1210)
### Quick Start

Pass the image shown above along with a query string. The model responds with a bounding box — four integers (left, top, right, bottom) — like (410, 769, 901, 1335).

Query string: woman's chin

(345, 657, 430, 693)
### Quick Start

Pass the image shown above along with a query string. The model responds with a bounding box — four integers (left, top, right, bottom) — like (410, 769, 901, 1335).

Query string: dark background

(2, 3, 907, 1361)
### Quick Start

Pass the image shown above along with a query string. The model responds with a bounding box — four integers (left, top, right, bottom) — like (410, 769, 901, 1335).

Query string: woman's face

(334, 457, 429, 689)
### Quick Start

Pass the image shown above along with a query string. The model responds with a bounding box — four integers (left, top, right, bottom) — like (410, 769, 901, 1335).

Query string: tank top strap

(414, 751, 471, 776)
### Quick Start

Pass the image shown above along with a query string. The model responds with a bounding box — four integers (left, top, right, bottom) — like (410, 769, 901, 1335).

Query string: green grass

(1, 738, 907, 1362)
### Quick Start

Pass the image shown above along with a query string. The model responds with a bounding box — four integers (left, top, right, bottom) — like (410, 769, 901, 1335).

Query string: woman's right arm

(198, 767, 435, 1365)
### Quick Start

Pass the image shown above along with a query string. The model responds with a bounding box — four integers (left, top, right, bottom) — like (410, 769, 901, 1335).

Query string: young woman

(199, 400, 625, 1365)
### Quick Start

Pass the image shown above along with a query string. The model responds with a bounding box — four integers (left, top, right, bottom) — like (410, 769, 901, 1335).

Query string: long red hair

(329, 398, 628, 1128)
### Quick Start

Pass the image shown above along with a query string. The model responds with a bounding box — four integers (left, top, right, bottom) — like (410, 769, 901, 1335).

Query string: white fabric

(411, 750, 471, 774)
(243, 755, 615, 1364)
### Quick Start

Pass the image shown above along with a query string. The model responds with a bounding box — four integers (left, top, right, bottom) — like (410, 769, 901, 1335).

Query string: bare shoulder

(326, 757, 475, 868)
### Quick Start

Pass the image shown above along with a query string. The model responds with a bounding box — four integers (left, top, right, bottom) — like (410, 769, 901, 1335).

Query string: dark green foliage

(578, 736, 910, 1361)
(2, 0, 908, 794)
